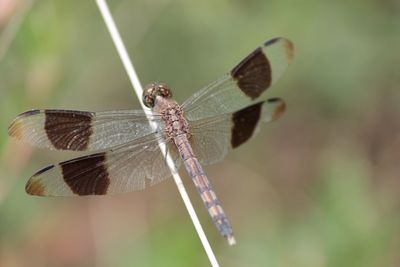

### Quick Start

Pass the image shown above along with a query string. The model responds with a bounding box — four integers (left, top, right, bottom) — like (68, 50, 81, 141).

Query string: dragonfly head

(143, 82, 172, 108)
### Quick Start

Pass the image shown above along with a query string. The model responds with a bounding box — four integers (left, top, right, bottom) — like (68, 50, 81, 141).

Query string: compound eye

(157, 84, 172, 99)
(142, 87, 155, 108)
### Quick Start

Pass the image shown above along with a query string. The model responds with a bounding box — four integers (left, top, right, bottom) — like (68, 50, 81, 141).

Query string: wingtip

(264, 37, 294, 61)
(25, 178, 45, 196)
(25, 165, 54, 196)
(8, 119, 23, 140)
(8, 110, 40, 139)
(271, 98, 286, 121)
(283, 38, 294, 61)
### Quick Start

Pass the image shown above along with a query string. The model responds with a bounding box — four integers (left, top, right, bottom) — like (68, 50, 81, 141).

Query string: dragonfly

(8, 37, 294, 245)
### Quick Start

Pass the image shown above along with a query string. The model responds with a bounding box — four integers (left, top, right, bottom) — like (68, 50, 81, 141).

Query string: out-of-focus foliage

(1, 0, 399, 266)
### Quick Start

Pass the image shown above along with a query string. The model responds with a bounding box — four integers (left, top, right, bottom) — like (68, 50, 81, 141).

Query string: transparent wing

(8, 109, 162, 151)
(25, 133, 181, 196)
(182, 37, 293, 121)
(189, 98, 285, 165)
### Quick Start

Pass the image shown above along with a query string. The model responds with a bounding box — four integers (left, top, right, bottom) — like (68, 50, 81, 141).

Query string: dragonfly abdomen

(174, 135, 235, 244)
(194, 174, 234, 240)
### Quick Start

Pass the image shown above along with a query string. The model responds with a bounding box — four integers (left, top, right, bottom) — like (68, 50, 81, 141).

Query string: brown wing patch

(26, 179, 45, 196)
(283, 39, 294, 60)
(267, 98, 286, 120)
(231, 102, 263, 148)
(25, 165, 53, 195)
(60, 153, 110, 195)
(45, 110, 93, 151)
(230, 47, 271, 100)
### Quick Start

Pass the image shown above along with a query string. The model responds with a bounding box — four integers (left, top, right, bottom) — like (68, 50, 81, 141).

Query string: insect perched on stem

(8, 37, 294, 244)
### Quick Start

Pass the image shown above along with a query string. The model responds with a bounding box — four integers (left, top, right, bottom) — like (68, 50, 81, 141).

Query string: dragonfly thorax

(161, 104, 189, 139)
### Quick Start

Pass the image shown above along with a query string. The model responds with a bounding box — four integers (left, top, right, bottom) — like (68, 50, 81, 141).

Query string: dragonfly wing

(8, 109, 162, 151)
(182, 37, 293, 121)
(25, 133, 181, 196)
(189, 98, 285, 165)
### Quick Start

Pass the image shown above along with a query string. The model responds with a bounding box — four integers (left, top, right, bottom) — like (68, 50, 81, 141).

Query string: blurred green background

(1, 0, 400, 266)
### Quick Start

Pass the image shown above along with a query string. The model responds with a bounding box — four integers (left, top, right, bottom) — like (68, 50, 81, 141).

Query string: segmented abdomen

(174, 135, 234, 241)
